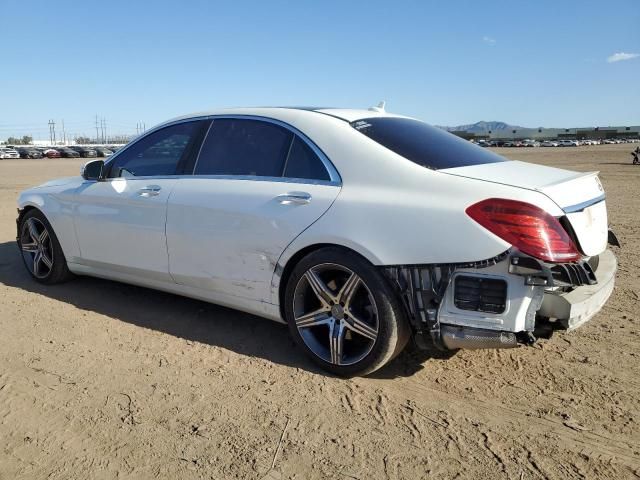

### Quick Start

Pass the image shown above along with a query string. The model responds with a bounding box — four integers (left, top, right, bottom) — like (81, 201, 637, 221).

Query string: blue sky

(1, 0, 638, 140)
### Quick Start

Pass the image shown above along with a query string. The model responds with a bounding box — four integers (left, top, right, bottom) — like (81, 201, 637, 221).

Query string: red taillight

(466, 198, 580, 263)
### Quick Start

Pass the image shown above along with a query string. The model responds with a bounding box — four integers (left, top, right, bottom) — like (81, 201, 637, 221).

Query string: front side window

(108, 121, 203, 178)
(195, 119, 292, 177)
(352, 117, 507, 170)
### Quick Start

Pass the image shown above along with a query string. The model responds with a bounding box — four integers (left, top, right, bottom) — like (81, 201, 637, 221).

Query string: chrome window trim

(104, 114, 342, 185)
(87, 174, 338, 187)
(562, 194, 606, 214)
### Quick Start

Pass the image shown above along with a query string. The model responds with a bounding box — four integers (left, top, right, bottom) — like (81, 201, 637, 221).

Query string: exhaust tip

(441, 325, 517, 350)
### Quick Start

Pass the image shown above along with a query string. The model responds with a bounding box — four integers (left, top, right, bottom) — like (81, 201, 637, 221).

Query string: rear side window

(352, 117, 507, 170)
(195, 119, 292, 176)
(283, 136, 331, 181)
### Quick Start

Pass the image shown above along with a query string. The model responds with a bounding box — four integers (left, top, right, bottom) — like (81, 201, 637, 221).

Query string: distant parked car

(55, 147, 81, 158)
(94, 146, 113, 157)
(558, 140, 579, 147)
(0, 147, 20, 159)
(17, 147, 44, 159)
(541, 141, 559, 147)
(40, 148, 61, 158)
(69, 146, 97, 158)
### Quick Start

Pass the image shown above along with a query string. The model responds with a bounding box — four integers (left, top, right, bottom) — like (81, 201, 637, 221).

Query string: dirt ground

(0, 144, 638, 480)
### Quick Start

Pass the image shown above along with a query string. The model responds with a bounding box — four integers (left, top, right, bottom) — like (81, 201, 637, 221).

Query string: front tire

(18, 209, 73, 284)
(284, 247, 410, 377)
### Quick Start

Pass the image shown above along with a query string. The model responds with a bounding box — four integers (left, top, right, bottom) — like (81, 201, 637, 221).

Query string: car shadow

(0, 240, 442, 378)
(369, 345, 456, 379)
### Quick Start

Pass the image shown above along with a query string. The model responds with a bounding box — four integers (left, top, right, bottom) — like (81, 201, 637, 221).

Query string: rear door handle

(276, 191, 311, 205)
(138, 185, 161, 197)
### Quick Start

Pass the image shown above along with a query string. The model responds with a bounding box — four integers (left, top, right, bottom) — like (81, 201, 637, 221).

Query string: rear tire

(284, 247, 410, 377)
(18, 209, 74, 284)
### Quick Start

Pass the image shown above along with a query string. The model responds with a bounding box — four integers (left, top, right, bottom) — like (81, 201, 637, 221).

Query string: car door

(166, 117, 341, 304)
(72, 120, 208, 282)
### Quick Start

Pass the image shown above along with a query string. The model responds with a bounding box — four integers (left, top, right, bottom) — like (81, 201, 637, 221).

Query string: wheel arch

(17, 195, 80, 261)
(16, 203, 44, 237)
(275, 242, 383, 320)
(17, 203, 40, 219)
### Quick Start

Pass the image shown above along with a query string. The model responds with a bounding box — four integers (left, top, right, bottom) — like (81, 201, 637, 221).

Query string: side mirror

(81, 160, 104, 180)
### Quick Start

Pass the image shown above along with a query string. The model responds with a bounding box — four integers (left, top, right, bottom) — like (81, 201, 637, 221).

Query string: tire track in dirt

(378, 377, 640, 469)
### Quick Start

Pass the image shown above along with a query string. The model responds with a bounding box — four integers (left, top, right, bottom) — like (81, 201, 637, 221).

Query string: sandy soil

(0, 145, 638, 479)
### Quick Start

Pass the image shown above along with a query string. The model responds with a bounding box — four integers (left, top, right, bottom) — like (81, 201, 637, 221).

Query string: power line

(48, 119, 56, 145)
(102, 117, 107, 143)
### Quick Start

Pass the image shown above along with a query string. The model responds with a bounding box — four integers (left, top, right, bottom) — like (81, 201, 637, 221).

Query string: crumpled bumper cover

(537, 249, 617, 330)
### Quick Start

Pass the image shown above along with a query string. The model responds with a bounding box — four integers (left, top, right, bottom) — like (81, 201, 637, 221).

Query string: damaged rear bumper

(384, 247, 617, 351)
(537, 249, 616, 330)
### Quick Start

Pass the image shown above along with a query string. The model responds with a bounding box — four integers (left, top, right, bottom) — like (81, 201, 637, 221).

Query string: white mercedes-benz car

(16, 106, 618, 376)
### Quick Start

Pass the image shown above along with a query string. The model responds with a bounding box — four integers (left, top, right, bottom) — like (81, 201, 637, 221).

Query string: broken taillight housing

(466, 198, 581, 263)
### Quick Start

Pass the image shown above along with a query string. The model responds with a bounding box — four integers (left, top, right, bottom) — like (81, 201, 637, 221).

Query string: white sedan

(16, 107, 617, 375)
(1, 147, 20, 159)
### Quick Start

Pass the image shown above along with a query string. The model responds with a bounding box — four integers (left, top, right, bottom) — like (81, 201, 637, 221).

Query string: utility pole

(51, 120, 56, 145)
(95, 115, 100, 143)
(48, 120, 53, 144)
(61, 120, 66, 145)
(101, 117, 107, 143)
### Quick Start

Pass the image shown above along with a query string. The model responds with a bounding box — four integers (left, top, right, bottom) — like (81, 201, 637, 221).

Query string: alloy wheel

(20, 217, 54, 279)
(293, 263, 379, 366)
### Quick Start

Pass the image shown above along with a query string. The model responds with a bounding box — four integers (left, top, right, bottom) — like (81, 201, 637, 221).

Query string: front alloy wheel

(18, 210, 73, 284)
(20, 217, 54, 279)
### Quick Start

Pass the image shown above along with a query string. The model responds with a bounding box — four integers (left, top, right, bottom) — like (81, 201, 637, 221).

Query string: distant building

(449, 125, 640, 141)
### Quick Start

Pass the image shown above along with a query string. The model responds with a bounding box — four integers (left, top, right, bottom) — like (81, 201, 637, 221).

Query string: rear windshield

(351, 117, 507, 170)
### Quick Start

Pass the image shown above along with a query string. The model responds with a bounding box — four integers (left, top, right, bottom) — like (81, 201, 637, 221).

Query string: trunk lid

(441, 160, 608, 256)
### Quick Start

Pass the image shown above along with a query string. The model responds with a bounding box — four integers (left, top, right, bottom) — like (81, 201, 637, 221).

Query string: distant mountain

(437, 121, 524, 133)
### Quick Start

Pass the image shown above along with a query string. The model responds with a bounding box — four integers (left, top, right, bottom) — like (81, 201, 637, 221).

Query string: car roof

(160, 106, 408, 128)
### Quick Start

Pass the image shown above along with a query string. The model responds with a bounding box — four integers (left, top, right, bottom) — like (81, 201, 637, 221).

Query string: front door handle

(138, 185, 161, 197)
(276, 191, 312, 205)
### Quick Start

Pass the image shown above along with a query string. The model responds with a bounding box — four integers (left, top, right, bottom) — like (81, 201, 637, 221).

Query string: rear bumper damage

(537, 249, 616, 330)
(384, 246, 617, 351)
